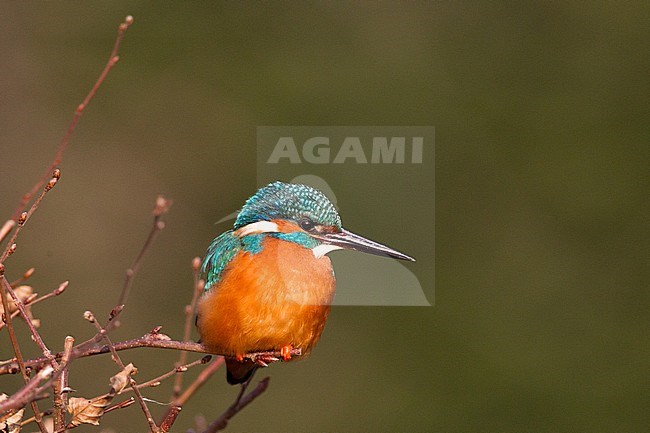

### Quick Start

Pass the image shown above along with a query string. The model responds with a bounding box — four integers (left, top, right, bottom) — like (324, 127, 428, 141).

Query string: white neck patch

(312, 244, 343, 258)
(235, 221, 279, 237)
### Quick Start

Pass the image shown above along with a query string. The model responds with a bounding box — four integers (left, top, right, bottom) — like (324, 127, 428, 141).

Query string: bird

(196, 181, 414, 385)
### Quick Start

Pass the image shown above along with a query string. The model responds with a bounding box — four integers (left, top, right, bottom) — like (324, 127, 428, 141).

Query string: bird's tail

(225, 357, 258, 385)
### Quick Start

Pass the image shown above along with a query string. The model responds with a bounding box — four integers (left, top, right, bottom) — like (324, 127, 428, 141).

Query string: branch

(0, 280, 67, 331)
(0, 264, 48, 432)
(53, 336, 74, 432)
(0, 329, 301, 375)
(10, 15, 134, 222)
(116, 195, 172, 309)
(9, 266, 35, 287)
(173, 257, 205, 397)
(0, 366, 53, 415)
(84, 311, 159, 433)
(159, 357, 224, 431)
(1, 170, 60, 264)
(201, 377, 271, 433)
(1, 276, 59, 369)
(72, 195, 172, 356)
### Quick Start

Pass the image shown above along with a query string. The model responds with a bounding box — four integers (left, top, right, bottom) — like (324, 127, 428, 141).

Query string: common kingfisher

(197, 181, 414, 384)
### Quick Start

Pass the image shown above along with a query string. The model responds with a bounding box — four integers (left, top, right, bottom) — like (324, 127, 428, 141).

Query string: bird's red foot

(280, 344, 293, 361)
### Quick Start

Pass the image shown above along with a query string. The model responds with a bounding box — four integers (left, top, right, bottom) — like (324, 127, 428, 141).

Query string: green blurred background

(1, 2, 648, 432)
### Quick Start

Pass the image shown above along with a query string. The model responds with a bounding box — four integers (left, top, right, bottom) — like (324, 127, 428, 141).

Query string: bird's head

(233, 181, 414, 261)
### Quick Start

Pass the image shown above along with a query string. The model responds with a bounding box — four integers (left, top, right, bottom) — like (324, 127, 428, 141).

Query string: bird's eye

(299, 219, 316, 232)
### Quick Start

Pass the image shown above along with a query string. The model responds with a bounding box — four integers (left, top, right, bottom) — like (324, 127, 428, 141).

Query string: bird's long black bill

(319, 228, 415, 261)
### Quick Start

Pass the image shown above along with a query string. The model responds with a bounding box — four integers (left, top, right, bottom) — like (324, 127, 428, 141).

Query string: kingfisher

(196, 181, 414, 384)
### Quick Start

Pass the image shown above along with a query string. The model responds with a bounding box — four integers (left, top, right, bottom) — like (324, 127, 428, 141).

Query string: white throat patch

(312, 244, 343, 258)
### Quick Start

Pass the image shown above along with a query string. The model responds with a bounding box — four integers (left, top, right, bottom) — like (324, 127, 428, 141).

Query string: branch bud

(83, 311, 95, 323)
(23, 267, 35, 280)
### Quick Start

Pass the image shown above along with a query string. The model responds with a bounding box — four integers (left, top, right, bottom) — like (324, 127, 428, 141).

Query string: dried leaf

(109, 363, 137, 394)
(67, 395, 112, 426)
(0, 286, 40, 328)
(0, 409, 24, 433)
(0, 393, 25, 432)
(0, 285, 34, 314)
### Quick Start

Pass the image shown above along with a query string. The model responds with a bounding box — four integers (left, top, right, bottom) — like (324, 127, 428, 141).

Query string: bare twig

(1, 276, 58, 368)
(159, 357, 224, 431)
(0, 366, 53, 416)
(132, 356, 212, 393)
(160, 405, 182, 433)
(47, 398, 136, 432)
(173, 257, 205, 397)
(202, 377, 271, 433)
(0, 335, 78, 418)
(0, 264, 48, 432)
(0, 220, 15, 244)
(53, 336, 74, 432)
(2, 170, 60, 264)
(0, 280, 68, 331)
(9, 267, 36, 287)
(85, 311, 160, 432)
(11, 15, 134, 222)
(72, 195, 172, 356)
(104, 397, 136, 414)
(116, 195, 172, 309)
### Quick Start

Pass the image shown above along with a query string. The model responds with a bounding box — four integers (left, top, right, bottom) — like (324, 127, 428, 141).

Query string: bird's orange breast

(197, 235, 336, 359)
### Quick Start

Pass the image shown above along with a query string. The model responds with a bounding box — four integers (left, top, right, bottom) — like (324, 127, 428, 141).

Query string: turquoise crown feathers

(234, 181, 342, 230)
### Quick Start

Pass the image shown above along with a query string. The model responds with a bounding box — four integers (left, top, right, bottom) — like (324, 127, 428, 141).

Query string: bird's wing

(200, 229, 242, 290)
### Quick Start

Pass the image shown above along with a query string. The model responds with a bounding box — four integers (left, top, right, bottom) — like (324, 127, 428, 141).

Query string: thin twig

(46, 398, 137, 432)
(0, 366, 53, 416)
(85, 311, 160, 433)
(90, 355, 211, 404)
(104, 397, 136, 414)
(20, 408, 54, 428)
(0, 280, 68, 331)
(2, 170, 60, 263)
(159, 357, 224, 431)
(53, 336, 74, 432)
(0, 220, 15, 244)
(173, 257, 205, 397)
(71, 195, 172, 355)
(116, 195, 172, 309)
(9, 267, 36, 287)
(131, 356, 212, 393)
(0, 336, 78, 416)
(11, 15, 134, 222)
(202, 377, 271, 433)
(1, 276, 59, 368)
(0, 264, 48, 432)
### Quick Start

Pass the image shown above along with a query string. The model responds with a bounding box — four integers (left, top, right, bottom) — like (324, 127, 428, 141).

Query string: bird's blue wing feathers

(200, 230, 242, 290)
(200, 230, 267, 290)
